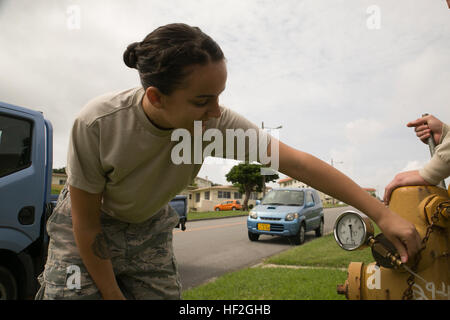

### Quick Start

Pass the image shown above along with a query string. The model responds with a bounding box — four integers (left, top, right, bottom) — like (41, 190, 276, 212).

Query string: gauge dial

(333, 211, 374, 251)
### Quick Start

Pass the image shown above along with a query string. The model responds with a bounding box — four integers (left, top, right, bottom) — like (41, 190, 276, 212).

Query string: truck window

(0, 114, 32, 177)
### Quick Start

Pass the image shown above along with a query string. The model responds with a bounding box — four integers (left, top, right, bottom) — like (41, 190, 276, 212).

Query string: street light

(262, 122, 282, 130)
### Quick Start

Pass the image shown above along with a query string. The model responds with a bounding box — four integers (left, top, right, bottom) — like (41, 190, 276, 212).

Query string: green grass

(182, 267, 347, 300)
(322, 202, 349, 208)
(187, 210, 249, 220)
(183, 224, 381, 299)
(265, 234, 375, 268)
(51, 184, 64, 195)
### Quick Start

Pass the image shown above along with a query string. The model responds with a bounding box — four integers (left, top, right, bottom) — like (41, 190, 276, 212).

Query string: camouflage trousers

(35, 185, 181, 300)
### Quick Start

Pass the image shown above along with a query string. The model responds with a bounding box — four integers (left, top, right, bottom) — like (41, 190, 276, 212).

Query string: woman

(36, 23, 421, 300)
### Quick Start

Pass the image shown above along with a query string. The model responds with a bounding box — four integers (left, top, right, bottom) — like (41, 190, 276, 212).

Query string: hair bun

(123, 42, 139, 69)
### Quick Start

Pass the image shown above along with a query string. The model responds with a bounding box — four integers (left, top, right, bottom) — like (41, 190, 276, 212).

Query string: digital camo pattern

(35, 184, 181, 300)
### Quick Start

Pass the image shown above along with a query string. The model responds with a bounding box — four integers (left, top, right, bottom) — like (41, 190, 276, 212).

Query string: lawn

(187, 210, 249, 220)
(265, 233, 376, 268)
(51, 184, 64, 194)
(183, 228, 379, 300)
(182, 267, 347, 300)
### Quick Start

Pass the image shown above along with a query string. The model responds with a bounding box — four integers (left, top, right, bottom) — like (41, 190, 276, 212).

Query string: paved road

(173, 206, 357, 291)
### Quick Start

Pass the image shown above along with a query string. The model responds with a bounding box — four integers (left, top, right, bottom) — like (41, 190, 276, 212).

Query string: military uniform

(35, 87, 269, 299)
(35, 184, 181, 300)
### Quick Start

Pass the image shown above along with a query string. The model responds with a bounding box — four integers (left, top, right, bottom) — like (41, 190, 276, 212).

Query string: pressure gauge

(333, 211, 374, 251)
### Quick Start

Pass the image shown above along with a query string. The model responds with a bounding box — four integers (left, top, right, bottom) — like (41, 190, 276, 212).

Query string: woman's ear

(146, 87, 164, 109)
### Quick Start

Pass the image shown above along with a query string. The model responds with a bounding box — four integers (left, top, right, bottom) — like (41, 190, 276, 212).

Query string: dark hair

(123, 23, 225, 95)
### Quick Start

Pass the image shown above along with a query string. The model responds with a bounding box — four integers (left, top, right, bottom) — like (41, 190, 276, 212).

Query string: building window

(189, 194, 192, 200)
(218, 191, 232, 199)
(234, 192, 242, 199)
(195, 193, 200, 203)
(204, 191, 210, 200)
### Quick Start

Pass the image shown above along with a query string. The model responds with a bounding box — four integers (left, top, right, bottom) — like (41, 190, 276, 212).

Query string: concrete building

(51, 173, 67, 186)
(184, 185, 263, 212)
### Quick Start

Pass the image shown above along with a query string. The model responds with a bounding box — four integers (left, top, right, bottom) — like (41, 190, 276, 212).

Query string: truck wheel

(232, 207, 236, 211)
(290, 223, 305, 245)
(215, 208, 220, 211)
(315, 219, 324, 237)
(0, 266, 18, 300)
(248, 231, 259, 241)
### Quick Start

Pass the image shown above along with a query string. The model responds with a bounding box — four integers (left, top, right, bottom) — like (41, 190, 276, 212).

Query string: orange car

(214, 200, 242, 211)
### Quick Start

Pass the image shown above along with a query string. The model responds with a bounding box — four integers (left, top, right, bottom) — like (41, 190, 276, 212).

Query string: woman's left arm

(274, 139, 422, 263)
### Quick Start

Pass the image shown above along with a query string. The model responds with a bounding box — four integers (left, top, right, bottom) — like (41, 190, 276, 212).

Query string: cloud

(0, 0, 449, 194)
(345, 119, 385, 145)
(401, 160, 425, 172)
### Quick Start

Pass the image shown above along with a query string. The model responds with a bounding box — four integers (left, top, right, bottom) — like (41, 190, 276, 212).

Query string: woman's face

(160, 60, 227, 133)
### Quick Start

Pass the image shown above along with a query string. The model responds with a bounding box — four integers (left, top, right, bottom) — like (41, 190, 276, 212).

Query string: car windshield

(261, 190, 304, 206)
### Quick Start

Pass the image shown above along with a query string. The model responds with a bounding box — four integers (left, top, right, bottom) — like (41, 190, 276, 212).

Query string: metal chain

(401, 201, 450, 300)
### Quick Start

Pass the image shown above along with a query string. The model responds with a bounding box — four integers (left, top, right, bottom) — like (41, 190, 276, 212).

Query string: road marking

(173, 221, 245, 234)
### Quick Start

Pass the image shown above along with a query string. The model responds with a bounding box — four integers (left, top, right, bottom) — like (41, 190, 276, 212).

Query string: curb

(186, 214, 249, 223)
(251, 263, 347, 272)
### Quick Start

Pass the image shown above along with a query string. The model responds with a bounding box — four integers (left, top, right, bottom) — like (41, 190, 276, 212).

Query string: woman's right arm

(69, 184, 125, 300)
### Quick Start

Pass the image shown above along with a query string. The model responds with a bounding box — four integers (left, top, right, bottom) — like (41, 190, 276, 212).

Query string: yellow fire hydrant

(337, 185, 449, 300)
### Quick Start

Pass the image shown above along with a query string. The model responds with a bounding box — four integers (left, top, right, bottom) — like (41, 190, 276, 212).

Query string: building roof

(195, 176, 213, 183)
(278, 177, 293, 184)
(190, 185, 272, 193)
(191, 185, 240, 192)
(52, 173, 67, 177)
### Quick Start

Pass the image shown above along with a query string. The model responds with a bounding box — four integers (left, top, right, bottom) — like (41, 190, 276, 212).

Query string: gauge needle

(349, 225, 353, 242)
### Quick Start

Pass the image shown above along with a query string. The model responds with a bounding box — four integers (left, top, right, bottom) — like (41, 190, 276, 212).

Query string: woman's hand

(375, 208, 422, 264)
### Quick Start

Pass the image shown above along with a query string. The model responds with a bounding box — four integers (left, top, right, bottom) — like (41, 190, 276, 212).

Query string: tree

(52, 167, 66, 174)
(225, 163, 279, 211)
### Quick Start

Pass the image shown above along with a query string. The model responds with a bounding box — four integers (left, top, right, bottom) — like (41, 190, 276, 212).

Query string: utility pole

(330, 158, 343, 205)
(261, 122, 282, 197)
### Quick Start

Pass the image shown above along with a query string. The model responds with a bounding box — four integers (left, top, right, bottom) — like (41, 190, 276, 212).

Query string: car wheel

(232, 207, 236, 211)
(215, 208, 220, 211)
(0, 266, 18, 300)
(248, 231, 259, 241)
(290, 223, 305, 245)
(315, 219, 324, 237)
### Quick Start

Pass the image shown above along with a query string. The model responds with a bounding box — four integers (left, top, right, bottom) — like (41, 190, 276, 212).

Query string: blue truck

(0, 101, 187, 299)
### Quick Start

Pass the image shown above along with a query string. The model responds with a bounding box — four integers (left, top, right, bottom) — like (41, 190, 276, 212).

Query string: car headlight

(249, 211, 258, 219)
(285, 213, 299, 221)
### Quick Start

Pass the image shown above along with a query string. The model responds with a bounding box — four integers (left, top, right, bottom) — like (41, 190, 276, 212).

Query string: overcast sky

(1, 0, 449, 197)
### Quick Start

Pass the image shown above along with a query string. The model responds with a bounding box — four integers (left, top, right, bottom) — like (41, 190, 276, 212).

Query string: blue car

(247, 188, 324, 245)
